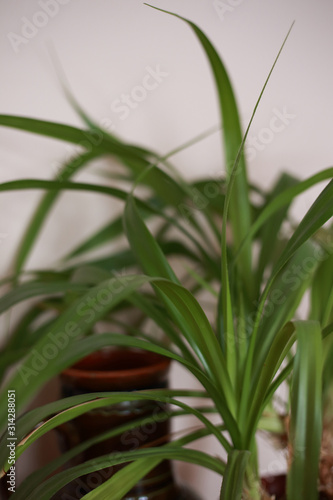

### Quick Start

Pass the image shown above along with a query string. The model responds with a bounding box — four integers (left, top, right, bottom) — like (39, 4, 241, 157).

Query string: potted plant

(0, 5, 332, 499)
(52, 347, 202, 499)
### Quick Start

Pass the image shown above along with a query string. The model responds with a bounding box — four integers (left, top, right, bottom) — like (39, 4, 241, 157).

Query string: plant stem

(243, 439, 261, 500)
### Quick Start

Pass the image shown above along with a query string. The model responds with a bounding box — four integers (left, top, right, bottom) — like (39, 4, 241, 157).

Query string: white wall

(1, 0, 333, 498)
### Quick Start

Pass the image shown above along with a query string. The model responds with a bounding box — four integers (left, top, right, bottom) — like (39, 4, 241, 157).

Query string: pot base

(261, 474, 330, 499)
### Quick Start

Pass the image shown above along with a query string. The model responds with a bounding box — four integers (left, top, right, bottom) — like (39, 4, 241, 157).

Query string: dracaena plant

(0, 5, 333, 500)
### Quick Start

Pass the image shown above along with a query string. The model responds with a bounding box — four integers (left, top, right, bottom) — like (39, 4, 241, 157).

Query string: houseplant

(0, 4, 332, 499)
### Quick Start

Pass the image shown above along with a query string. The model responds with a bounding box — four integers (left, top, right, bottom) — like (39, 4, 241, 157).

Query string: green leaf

(82, 457, 162, 500)
(0, 275, 149, 432)
(71, 248, 138, 273)
(66, 216, 125, 258)
(236, 168, 333, 262)
(0, 115, 150, 163)
(66, 240, 200, 277)
(287, 321, 323, 500)
(126, 292, 201, 364)
(310, 251, 333, 327)
(0, 389, 217, 473)
(192, 178, 226, 212)
(183, 265, 218, 298)
(243, 177, 333, 423)
(146, 3, 253, 302)
(57, 261, 202, 367)
(0, 178, 212, 268)
(62, 81, 229, 241)
(0, 281, 87, 316)
(0, 115, 211, 230)
(75, 423, 226, 500)
(323, 322, 333, 339)
(244, 322, 296, 443)
(153, 280, 229, 389)
(1, 306, 66, 380)
(13, 406, 209, 500)
(14, 422, 221, 499)
(220, 450, 250, 500)
(23, 446, 223, 500)
(53, 332, 216, 404)
(0, 178, 129, 202)
(254, 241, 317, 380)
(0, 115, 99, 145)
(123, 195, 229, 397)
(14, 150, 102, 273)
(124, 196, 179, 282)
(239, 241, 318, 437)
(256, 172, 299, 290)
(0, 349, 28, 384)
(152, 279, 241, 447)
(272, 179, 333, 272)
(54, 88, 197, 210)
(322, 335, 333, 404)
(221, 19, 295, 303)
(220, 24, 295, 409)
(1, 302, 48, 356)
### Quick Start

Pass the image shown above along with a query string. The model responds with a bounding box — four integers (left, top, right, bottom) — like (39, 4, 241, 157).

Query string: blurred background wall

(1, 0, 333, 498)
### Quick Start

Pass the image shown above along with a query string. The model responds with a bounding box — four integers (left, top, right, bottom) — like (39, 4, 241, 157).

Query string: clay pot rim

(61, 348, 171, 383)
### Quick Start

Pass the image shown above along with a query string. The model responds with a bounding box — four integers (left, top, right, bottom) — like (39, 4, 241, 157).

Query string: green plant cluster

(0, 6, 332, 500)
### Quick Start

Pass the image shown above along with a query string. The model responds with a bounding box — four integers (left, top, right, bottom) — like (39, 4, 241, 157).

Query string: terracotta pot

(54, 348, 201, 499)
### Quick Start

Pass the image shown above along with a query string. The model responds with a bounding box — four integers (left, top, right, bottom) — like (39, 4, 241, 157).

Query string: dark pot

(54, 348, 200, 500)
(261, 474, 330, 499)
(0, 476, 13, 499)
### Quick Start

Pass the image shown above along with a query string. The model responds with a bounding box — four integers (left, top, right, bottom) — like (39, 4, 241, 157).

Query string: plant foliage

(0, 5, 332, 500)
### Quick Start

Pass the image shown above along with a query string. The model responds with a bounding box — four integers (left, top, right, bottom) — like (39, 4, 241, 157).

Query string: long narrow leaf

(124, 196, 178, 282)
(152, 279, 241, 447)
(54, 332, 218, 407)
(0, 390, 218, 472)
(14, 150, 102, 273)
(0, 275, 149, 431)
(0, 179, 212, 267)
(23, 446, 224, 500)
(268, 179, 333, 273)
(235, 168, 333, 262)
(0, 281, 87, 316)
(220, 450, 250, 500)
(123, 196, 235, 424)
(244, 322, 296, 445)
(256, 173, 299, 290)
(13, 406, 214, 500)
(244, 177, 333, 420)
(15, 423, 222, 500)
(0, 115, 150, 162)
(287, 321, 323, 500)
(146, 5, 254, 301)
